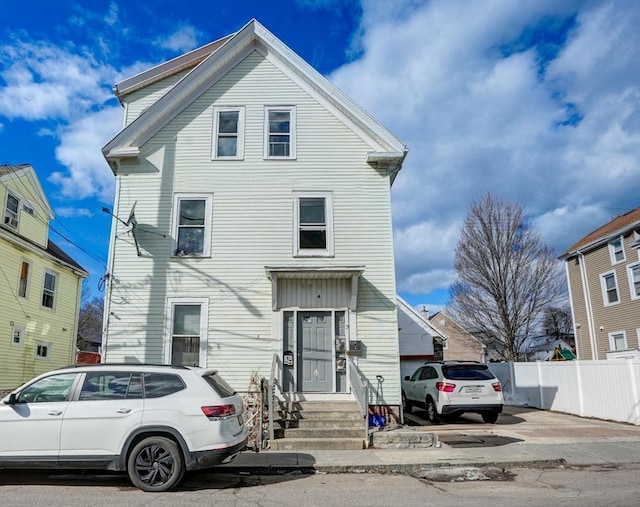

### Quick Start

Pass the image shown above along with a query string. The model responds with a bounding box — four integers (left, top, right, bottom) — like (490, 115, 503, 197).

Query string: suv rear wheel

(426, 397, 441, 424)
(482, 411, 499, 424)
(127, 436, 185, 492)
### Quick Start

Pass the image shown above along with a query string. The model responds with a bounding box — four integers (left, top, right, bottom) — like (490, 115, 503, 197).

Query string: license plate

(464, 386, 482, 394)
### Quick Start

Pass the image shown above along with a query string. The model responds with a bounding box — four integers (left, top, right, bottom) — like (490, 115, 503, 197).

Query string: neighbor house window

(600, 271, 619, 306)
(608, 331, 627, 351)
(293, 192, 333, 256)
(264, 106, 296, 158)
(18, 260, 31, 298)
(172, 194, 212, 257)
(212, 106, 244, 159)
(35, 341, 51, 360)
(11, 325, 25, 346)
(608, 236, 625, 264)
(627, 263, 640, 300)
(42, 270, 57, 309)
(4, 192, 19, 229)
(166, 298, 208, 367)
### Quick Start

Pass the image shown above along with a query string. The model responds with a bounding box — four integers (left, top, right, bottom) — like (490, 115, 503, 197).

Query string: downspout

(577, 249, 598, 360)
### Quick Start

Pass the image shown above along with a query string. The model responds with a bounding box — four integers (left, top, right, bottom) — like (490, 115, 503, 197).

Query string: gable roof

(559, 207, 640, 259)
(103, 19, 407, 179)
(0, 164, 54, 220)
(397, 295, 443, 338)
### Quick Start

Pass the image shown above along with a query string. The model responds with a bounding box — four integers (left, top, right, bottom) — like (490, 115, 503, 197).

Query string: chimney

(421, 306, 429, 320)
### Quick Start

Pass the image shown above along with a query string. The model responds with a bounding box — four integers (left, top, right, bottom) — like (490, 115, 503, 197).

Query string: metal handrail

(267, 353, 283, 443)
(347, 356, 370, 447)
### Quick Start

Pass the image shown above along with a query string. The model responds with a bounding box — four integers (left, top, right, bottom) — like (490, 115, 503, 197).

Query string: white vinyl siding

(104, 50, 400, 399)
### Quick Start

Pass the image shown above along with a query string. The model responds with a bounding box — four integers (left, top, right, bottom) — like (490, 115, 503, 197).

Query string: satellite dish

(126, 202, 141, 257)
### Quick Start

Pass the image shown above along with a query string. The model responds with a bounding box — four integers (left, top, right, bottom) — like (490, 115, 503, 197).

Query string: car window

(202, 372, 236, 398)
(411, 368, 424, 381)
(419, 368, 431, 381)
(143, 373, 186, 398)
(442, 365, 495, 381)
(17, 373, 78, 403)
(79, 372, 141, 400)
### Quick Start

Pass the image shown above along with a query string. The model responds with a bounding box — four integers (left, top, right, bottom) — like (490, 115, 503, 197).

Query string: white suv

(0, 364, 248, 491)
(402, 361, 503, 424)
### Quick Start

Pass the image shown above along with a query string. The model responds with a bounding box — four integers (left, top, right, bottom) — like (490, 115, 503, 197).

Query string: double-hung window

(265, 106, 296, 159)
(212, 106, 244, 159)
(600, 271, 619, 306)
(11, 325, 24, 346)
(4, 192, 19, 229)
(608, 331, 627, 351)
(608, 236, 625, 264)
(166, 298, 208, 367)
(42, 270, 57, 309)
(627, 263, 640, 300)
(172, 194, 212, 257)
(293, 192, 333, 257)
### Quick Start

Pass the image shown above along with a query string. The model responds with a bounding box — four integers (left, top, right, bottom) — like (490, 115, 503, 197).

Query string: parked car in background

(0, 364, 248, 492)
(402, 361, 503, 424)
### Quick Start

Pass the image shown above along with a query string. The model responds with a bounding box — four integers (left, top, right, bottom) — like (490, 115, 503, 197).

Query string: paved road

(1, 466, 639, 506)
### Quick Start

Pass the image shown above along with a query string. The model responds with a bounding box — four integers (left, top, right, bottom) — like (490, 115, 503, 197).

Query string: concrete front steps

(271, 400, 367, 451)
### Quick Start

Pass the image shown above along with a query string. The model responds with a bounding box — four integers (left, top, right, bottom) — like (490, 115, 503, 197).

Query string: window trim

(165, 297, 209, 367)
(626, 262, 640, 301)
(41, 270, 58, 310)
(264, 106, 296, 159)
(212, 106, 245, 160)
(4, 190, 20, 229)
(171, 193, 213, 258)
(600, 270, 620, 307)
(608, 236, 625, 265)
(11, 325, 25, 347)
(292, 191, 334, 257)
(17, 259, 31, 299)
(608, 331, 627, 352)
(35, 340, 52, 360)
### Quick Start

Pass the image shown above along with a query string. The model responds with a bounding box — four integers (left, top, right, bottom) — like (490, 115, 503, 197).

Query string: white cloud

(55, 207, 94, 218)
(332, 0, 640, 299)
(48, 107, 122, 202)
(155, 24, 202, 53)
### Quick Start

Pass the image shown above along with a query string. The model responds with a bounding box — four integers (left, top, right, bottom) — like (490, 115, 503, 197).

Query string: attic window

(4, 192, 19, 229)
(212, 106, 244, 159)
(265, 106, 296, 159)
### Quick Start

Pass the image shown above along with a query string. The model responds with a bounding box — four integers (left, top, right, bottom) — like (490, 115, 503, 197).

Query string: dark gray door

(298, 311, 333, 392)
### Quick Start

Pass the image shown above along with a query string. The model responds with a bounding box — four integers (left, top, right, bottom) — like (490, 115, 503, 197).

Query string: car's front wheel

(426, 398, 441, 424)
(402, 392, 412, 413)
(127, 436, 185, 492)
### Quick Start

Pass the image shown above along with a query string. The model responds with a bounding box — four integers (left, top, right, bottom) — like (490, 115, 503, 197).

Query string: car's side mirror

(5, 393, 17, 405)
(404, 376, 411, 381)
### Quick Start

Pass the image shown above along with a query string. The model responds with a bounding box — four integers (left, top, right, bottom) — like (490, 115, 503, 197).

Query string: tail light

(436, 382, 456, 393)
(492, 382, 502, 392)
(202, 404, 236, 418)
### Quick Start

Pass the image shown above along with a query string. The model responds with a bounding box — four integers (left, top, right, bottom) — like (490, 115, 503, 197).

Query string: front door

(298, 311, 333, 392)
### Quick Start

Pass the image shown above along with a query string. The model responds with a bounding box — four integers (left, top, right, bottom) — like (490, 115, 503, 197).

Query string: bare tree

(542, 304, 573, 342)
(77, 284, 104, 352)
(449, 194, 563, 361)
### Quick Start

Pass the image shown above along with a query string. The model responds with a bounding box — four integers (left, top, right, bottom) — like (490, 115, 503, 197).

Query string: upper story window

(293, 192, 333, 257)
(600, 271, 619, 306)
(212, 106, 244, 159)
(608, 236, 625, 264)
(265, 106, 296, 159)
(18, 260, 31, 298)
(627, 263, 640, 300)
(42, 270, 57, 309)
(172, 194, 212, 257)
(4, 192, 19, 229)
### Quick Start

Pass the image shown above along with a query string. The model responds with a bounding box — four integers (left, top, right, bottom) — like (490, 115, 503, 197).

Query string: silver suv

(402, 361, 503, 424)
(0, 364, 248, 491)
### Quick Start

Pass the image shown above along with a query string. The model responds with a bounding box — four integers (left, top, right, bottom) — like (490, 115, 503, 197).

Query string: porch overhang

(265, 265, 364, 311)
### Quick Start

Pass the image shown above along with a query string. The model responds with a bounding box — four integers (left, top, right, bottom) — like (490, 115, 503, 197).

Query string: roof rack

(58, 363, 190, 370)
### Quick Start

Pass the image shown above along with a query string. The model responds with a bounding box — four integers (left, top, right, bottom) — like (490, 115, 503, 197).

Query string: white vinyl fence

(489, 359, 640, 426)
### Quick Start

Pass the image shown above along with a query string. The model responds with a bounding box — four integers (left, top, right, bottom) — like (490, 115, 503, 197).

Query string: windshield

(442, 364, 496, 381)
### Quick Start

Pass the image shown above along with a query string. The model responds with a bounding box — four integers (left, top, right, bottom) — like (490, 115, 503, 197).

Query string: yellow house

(0, 164, 88, 391)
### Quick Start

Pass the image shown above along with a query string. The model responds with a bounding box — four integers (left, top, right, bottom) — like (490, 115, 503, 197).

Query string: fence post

(629, 359, 640, 425)
(537, 361, 545, 409)
(575, 360, 585, 417)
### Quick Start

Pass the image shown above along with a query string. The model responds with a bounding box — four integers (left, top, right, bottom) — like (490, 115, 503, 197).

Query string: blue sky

(1, 0, 639, 311)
